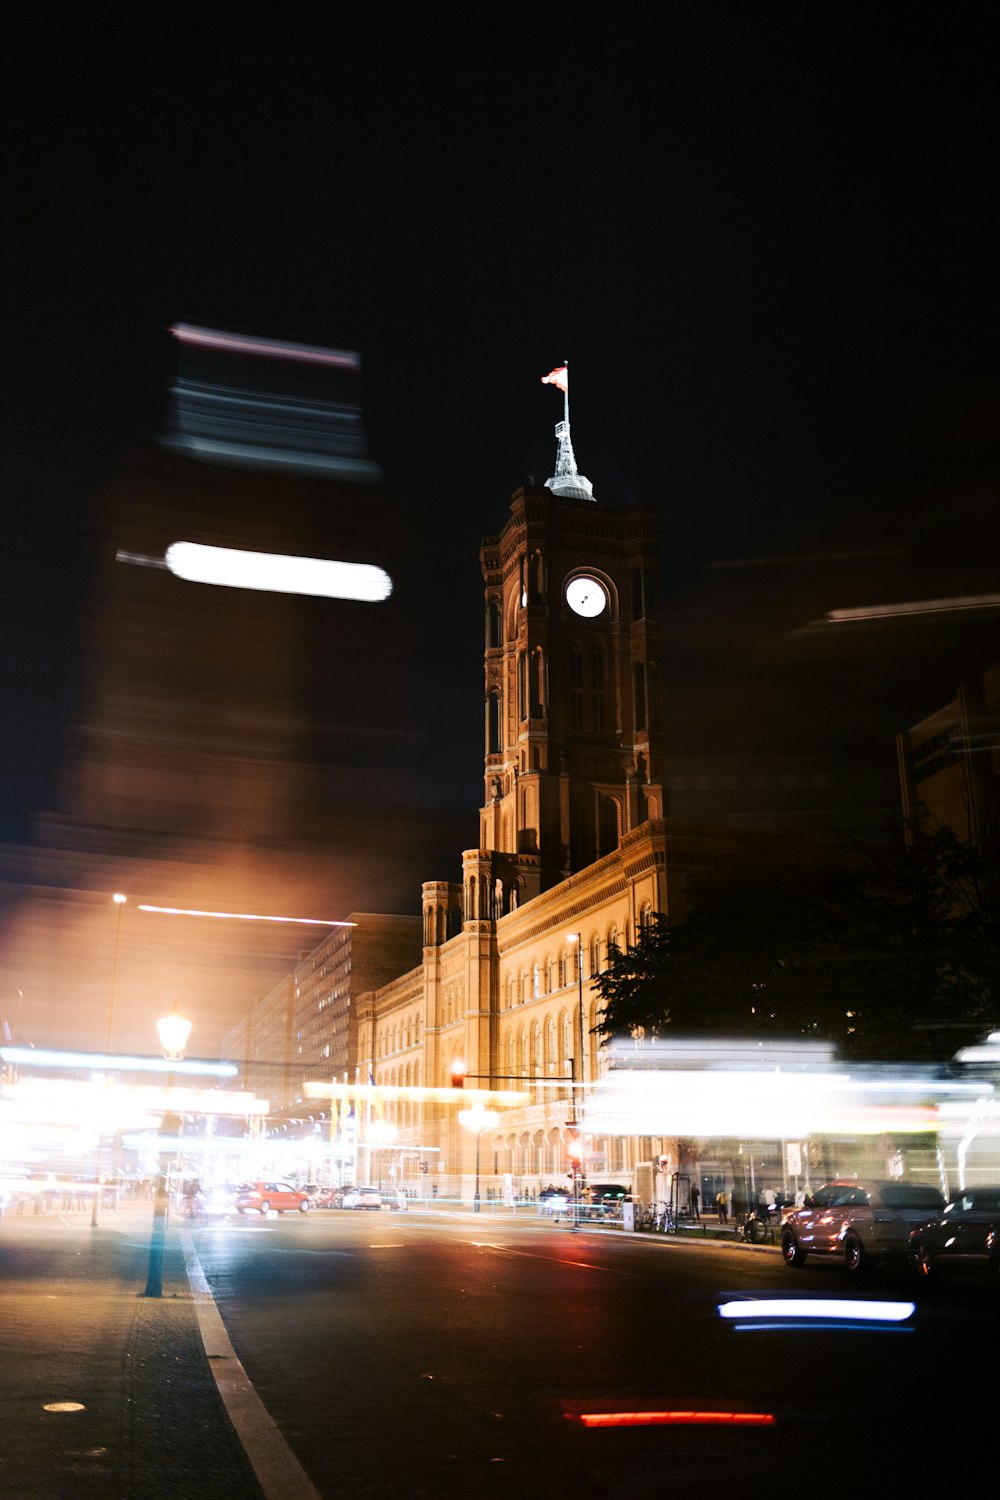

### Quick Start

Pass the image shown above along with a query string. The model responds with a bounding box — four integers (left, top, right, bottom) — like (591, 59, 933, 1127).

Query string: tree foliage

(593, 822, 1000, 1063)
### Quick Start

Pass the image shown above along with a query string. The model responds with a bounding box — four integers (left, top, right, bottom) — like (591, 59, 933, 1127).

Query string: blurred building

(897, 663, 1000, 852)
(222, 912, 421, 1111)
(0, 330, 470, 1058)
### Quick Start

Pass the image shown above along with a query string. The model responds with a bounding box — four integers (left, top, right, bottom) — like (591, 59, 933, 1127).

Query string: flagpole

(563, 361, 569, 428)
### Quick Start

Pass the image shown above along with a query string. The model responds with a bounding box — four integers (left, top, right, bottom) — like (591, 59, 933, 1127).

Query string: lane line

(462, 1240, 644, 1277)
(181, 1230, 322, 1500)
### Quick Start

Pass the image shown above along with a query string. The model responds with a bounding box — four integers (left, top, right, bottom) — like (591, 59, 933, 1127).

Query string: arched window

(648, 662, 661, 728)
(569, 643, 584, 731)
(531, 1021, 542, 1076)
(530, 549, 544, 601)
(487, 598, 503, 648)
(607, 923, 619, 958)
(545, 1016, 556, 1074)
(599, 796, 619, 855)
(639, 901, 654, 934)
(591, 646, 606, 732)
(589, 932, 600, 976)
(529, 647, 545, 718)
(633, 661, 647, 731)
(487, 690, 502, 754)
(532, 963, 540, 999)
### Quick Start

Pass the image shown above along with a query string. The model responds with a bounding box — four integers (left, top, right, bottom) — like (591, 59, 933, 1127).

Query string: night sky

(3, 3, 999, 848)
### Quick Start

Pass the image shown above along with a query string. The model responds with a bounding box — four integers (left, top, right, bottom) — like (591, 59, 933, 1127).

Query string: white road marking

(181, 1230, 322, 1500)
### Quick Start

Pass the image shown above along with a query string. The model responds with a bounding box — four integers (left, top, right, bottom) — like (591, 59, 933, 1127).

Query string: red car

(235, 1180, 312, 1215)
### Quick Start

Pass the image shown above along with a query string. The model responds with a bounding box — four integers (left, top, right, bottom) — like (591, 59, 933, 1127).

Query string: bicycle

(734, 1210, 772, 1244)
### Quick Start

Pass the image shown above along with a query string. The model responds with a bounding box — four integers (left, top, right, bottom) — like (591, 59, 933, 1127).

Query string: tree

(592, 822, 1000, 1063)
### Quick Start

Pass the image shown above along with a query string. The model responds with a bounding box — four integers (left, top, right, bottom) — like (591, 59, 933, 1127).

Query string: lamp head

(156, 1006, 192, 1060)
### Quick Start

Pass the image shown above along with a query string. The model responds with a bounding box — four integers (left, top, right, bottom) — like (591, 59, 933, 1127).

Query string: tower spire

(540, 363, 594, 502)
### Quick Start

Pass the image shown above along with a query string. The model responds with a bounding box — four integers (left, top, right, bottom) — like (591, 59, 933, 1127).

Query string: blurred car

(908, 1185, 1000, 1282)
(341, 1185, 381, 1210)
(235, 1180, 312, 1215)
(781, 1179, 945, 1273)
(539, 1185, 570, 1215)
(202, 1183, 239, 1216)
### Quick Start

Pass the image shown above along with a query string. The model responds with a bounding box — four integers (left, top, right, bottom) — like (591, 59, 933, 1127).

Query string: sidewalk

(0, 1202, 266, 1500)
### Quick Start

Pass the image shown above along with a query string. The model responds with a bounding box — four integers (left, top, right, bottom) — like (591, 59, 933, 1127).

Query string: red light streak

(574, 1410, 776, 1429)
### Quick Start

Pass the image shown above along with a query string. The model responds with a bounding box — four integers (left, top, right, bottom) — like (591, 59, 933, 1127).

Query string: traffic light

(565, 1127, 583, 1165)
(449, 1062, 466, 1089)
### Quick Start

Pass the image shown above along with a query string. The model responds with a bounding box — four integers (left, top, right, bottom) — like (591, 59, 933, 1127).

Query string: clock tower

(478, 398, 667, 905)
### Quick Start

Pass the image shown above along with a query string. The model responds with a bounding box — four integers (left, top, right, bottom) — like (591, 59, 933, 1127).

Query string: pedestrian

(690, 1184, 700, 1220)
(716, 1188, 728, 1224)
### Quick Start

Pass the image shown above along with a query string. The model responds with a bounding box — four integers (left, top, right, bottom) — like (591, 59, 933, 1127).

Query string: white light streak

(1, 1046, 236, 1077)
(138, 905, 356, 927)
(826, 593, 1000, 623)
(718, 1299, 914, 1324)
(165, 541, 393, 602)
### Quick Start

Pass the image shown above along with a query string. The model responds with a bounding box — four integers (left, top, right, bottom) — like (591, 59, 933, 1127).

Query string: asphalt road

(190, 1208, 998, 1499)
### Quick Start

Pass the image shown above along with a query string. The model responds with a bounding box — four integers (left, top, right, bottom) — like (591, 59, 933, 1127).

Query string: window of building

(569, 643, 584, 731)
(591, 646, 606, 732)
(633, 661, 647, 731)
(487, 598, 503, 648)
(487, 690, 502, 754)
(599, 797, 619, 856)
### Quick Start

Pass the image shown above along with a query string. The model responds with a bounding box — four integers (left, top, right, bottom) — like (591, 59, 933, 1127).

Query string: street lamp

(105, 893, 127, 1058)
(94, 892, 128, 1225)
(566, 933, 588, 1231)
(458, 1105, 499, 1213)
(144, 1005, 190, 1298)
(156, 1005, 193, 1060)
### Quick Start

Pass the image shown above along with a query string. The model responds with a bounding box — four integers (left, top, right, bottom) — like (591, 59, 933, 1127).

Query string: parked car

(307, 1186, 341, 1209)
(582, 1184, 630, 1218)
(781, 1179, 945, 1273)
(908, 1185, 1000, 1282)
(235, 1181, 312, 1215)
(341, 1185, 382, 1210)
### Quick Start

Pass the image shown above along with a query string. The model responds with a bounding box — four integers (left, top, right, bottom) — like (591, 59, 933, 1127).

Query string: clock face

(565, 575, 607, 618)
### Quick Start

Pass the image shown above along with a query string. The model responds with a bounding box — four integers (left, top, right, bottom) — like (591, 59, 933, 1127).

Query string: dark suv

(781, 1179, 945, 1273)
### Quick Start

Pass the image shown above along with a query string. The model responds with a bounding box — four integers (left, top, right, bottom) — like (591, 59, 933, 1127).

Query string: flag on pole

(541, 365, 568, 393)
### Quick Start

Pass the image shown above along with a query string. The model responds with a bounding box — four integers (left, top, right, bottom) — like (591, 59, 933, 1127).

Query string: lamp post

(144, 1005, 191, 1299)
(105, 894, 127, 1058)
(458, 1105, 499, 1212)
(566, 933, 587, 1231)
(93, 893, 128, 1226)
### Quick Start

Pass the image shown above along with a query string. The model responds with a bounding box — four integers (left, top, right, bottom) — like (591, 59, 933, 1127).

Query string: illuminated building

(297, 409, 736, 1201)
